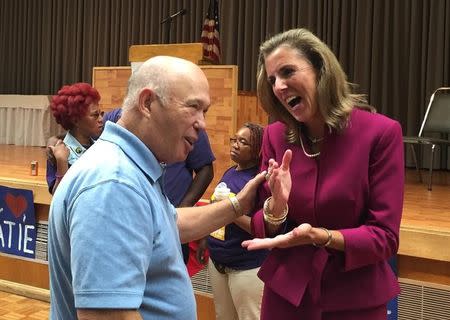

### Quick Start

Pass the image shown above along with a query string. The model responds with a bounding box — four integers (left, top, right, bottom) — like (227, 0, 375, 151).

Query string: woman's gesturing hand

(242, 223, 313, 250)
(265, 149, 292, 214)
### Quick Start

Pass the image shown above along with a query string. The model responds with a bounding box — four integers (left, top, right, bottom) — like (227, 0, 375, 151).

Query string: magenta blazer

(251, 109, 404, 316)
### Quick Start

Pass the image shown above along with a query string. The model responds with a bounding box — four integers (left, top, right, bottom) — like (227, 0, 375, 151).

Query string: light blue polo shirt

(48, 121, 196, 320)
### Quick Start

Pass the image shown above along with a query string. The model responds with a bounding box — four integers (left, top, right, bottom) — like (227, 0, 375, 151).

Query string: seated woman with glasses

(207, 122, 267, 320)
(46, 82, 104, 194)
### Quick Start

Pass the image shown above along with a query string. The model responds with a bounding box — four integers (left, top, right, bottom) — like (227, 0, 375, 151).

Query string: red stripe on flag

(200, 0, 220, 64)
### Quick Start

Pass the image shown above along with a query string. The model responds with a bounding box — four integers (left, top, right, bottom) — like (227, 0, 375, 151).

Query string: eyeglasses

(230, 137, 250, 147)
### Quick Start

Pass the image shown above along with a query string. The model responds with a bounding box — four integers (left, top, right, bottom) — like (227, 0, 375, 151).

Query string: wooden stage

(0, 144, 449, 316)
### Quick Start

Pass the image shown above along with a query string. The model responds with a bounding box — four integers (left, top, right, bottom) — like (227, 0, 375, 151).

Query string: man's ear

(138, 88, 155, 117)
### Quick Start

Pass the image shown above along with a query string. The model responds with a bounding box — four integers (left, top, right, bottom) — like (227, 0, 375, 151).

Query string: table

(0, 95, 62, 146)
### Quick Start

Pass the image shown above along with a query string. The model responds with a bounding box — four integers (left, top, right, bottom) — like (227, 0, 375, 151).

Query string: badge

(210, 226, 225, 241)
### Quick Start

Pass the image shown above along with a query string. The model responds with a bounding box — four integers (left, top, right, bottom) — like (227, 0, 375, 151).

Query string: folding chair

(403, 87, 450, 190)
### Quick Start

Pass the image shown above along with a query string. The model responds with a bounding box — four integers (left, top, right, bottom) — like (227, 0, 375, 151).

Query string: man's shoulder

(64, 142, 150, 197)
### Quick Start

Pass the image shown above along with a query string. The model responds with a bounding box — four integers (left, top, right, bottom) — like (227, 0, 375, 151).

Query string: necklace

(307, 135, 324, 143)
(299, 134, 320, 158)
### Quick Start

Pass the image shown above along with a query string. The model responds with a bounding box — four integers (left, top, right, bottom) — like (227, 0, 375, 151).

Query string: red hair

(50, 82, 100, 130)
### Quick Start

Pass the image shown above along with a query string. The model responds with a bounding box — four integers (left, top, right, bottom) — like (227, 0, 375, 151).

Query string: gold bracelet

(264, 216, 286, 225)
(228, 195, 243, 217)
(263, 196, 288, 225)
(312, 227, 332, 247)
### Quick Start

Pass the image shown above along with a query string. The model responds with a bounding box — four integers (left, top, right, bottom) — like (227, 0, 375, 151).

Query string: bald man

(47, 56, 267, 320)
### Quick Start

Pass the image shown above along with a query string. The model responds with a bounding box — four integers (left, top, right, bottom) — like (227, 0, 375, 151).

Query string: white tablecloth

(0, 95, 63, 146)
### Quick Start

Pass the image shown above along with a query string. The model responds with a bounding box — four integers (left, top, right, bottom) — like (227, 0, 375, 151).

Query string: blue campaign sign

(0, 185, 36, 259)
(387, 256, 398, 320)
(387, 296, 398, 320)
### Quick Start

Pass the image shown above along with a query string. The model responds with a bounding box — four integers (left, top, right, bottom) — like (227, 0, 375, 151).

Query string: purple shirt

(164, 129, 215, 206)
(208, 166, 268, 269)
(102, 108, 122, 123)
(252, 109, 404, 316)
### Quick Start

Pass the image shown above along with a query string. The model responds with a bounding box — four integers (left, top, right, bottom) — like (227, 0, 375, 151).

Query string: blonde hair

(257, 28, 372, 144)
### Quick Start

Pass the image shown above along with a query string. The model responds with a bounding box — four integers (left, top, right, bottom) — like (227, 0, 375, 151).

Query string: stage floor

(0, 144, 449, 261)
(1, 144, 448, 216)
(403, 169, 450, 231)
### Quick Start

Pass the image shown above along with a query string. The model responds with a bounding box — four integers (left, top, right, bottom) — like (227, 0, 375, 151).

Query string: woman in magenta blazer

(242, 28, 404, 320)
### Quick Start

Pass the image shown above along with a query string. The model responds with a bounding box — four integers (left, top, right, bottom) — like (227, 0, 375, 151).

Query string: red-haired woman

(46, 82, 104, 194)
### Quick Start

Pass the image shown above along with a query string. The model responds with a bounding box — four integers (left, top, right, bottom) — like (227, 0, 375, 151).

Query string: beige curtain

(0, 0, 449, 167)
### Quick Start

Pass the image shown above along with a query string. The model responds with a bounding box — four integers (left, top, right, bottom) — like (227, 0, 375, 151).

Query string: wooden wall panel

(237, 91, 269, 129)
(398, 256, 450, 286)
(200, 66, 237, 198)
(129, 43, 203, 64)
(0, 256, 49, 290)
(92, 67, 131, 111)
(195, 293, 215, 320)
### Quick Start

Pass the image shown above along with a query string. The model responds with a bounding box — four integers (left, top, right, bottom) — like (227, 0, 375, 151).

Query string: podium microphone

(161, 8, 187, 24)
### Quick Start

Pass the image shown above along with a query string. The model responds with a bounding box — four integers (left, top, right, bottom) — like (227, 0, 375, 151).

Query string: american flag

(200, 0, 221, 64)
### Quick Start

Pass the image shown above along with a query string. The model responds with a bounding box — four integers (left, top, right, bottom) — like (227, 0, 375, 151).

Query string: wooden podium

(129, 43, 205, 64)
